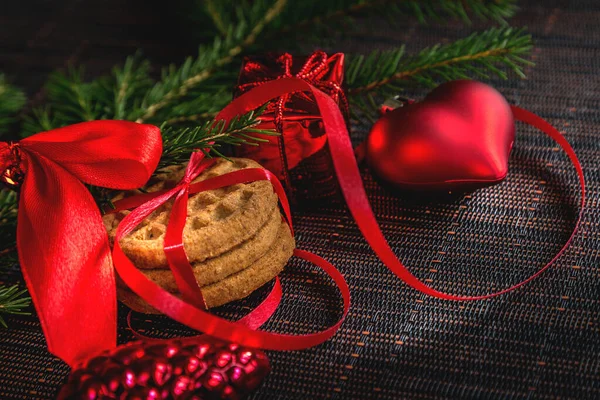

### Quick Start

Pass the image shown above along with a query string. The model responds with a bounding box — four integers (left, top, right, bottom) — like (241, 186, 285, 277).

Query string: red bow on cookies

(0, 121, 162, 366)
(0, 116, 351, 368)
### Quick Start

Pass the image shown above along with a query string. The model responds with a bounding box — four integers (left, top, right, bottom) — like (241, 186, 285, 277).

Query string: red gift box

(234, 51, 349, 204)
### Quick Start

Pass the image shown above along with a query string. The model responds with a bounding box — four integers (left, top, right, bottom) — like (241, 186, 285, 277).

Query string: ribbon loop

(112, 149, 349, 351)
(20, 121, 163, 189)
(180, 152, 214, 185)
(218, 77, 585, 300)
(5, 120, 162, 367)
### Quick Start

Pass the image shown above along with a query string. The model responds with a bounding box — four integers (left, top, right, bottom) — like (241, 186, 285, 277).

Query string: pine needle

(158, 105, 277, 171)
(0, 190, 17, 248)
(0, 75, 26, 135)
(346, 27, 533, 116)
(270, 0, 518, 42)
(0, 284, 31, 328)
(135, 0, 288, 123)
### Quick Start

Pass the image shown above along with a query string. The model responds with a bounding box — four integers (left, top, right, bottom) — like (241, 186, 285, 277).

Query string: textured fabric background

(1, 1, 599, 399)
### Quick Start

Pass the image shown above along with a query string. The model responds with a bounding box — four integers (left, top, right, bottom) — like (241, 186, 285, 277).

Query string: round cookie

(103, 158, 279, 269)
(118, 221, 295, 312)
(140, 207, 282, 289)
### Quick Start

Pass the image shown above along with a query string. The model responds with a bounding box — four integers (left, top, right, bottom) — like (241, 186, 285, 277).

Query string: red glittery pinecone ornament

(58, 337, 270, 400)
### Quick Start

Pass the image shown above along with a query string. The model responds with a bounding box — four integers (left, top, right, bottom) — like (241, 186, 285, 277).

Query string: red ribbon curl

(113, 78, 582, 351)
(112, 152, 350, 350)
(218, 77, 585, 300)
(1, 77, 583, 367)
(0, 121, 162, 367)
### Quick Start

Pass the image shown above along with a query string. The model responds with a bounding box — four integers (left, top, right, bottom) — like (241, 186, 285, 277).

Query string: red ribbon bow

(111, 148, 350, 351)
(237, 51, 349, 132)
(0, 121, 162, 366)
(235, 52, 350, 195)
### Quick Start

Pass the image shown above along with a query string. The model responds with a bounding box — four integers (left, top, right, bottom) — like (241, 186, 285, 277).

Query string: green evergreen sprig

(398, 0, 518, 25)
(346, 27, 533, 119)
(22, 106, 59, 135)
(21, 67, 102, 136)
(134, 0, 288, 124)
(158, 105, 276, 170)
(0, 283, 31, 328)
(187, 0, 519, 45)
(102, 54, 154, 121)
(21, 56, 154, 136)
(0, 75, 26, 135)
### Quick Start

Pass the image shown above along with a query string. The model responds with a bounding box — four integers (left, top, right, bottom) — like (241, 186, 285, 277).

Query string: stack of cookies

(103, 158, 295, 313)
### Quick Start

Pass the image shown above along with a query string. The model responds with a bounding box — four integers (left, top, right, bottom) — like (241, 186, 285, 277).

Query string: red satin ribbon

(6, 77, 580, 368)
(111, 153, 288, 327)
(0, 121, 162, 367)
(113, 159, 290, 340)
(113, 157, 350, 350)
(127, 277, 283, 341)
(217, 77, 585, 300)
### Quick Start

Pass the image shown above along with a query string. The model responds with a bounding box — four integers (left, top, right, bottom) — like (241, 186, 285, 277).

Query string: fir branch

(0, 284, 31, 328)
(165, 111, 219, 125)
(397, 0, 518, 25)
(0, 75, 26, 135)
(44, 67, 105, 124)
(277, 0, 381, 33)
(204, 0, 229, 36)
(158, 86, 232, 127)
(158, 105, 277, 171)
(135, 0, 288, 124)
(0, 248, 29, 328)
(272, 0, 518, 41)
(346, 27, 533, 116)
(21, 106, 61, 137)
(104, 53, 153, 121)
(20, 55, 151, 135)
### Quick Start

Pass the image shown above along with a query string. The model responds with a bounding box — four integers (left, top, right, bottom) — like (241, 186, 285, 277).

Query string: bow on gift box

(237, 51, 349, 132)
(236, 51, 349, 192)
(0, 121, 162, 367)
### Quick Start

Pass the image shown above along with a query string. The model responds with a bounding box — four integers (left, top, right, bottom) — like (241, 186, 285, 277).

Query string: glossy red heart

(366, 80, 515, 191)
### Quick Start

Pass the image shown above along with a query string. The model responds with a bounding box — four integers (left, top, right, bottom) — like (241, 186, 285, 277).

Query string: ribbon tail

(113, 166, 349, 350)
(219, 77, 585, 300)
(163, 186, 208, 310)
(17, 153, 116, 366)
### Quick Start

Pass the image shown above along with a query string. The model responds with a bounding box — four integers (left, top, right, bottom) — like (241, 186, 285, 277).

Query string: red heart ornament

(366, 80, 515, 191)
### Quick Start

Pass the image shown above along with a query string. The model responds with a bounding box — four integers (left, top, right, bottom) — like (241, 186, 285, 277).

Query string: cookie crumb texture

(104, 158, 279, 269)
(117, 221, 294, 312)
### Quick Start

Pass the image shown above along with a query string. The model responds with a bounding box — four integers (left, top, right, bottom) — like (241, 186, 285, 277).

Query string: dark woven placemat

(1, 0, 599, 399)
